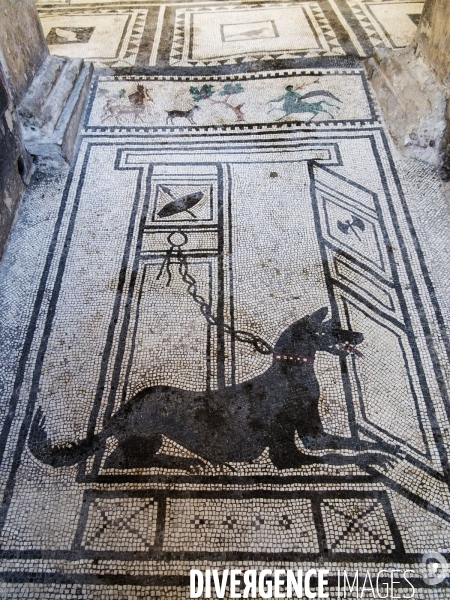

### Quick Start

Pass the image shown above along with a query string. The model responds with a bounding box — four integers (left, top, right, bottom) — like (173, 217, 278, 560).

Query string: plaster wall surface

(415, 0, 450, 174)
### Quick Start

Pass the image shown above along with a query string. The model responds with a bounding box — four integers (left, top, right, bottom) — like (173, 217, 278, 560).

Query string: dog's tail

(28, 407, 106, 468)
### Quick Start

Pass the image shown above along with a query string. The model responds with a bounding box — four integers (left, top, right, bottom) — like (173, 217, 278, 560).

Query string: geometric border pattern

(72, 489, 403, 560)
(347, 0, 423, 50)
(348, 1, 393, 49)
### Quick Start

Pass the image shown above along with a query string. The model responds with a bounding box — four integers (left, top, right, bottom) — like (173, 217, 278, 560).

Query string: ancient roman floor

(1, 0, 450, 598)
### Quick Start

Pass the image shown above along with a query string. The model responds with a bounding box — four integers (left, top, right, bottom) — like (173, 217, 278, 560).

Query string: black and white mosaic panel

(36, 0, 424, 68)
(39, 6, 148, 68)
(169, 2, 346, 66)
(0, 67, 449, 596)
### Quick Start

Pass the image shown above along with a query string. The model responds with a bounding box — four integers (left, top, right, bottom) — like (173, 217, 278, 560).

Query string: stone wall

(0, 0, 48, 260)
(415, 0, 450, 177)
(0, 66, 27, 260)
(415, 0, 450, 86)
(366, 0, 450, 176)
(0, 0, 48, 104)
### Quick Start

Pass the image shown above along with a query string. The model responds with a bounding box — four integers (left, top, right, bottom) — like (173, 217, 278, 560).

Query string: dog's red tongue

(338, 343, 364, 358)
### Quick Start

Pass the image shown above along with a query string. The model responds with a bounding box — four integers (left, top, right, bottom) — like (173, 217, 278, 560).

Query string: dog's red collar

(273, 351, 315, 365)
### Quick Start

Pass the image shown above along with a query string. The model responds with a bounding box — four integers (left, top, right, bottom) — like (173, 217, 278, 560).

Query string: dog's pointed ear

(310, 307, 328, 324)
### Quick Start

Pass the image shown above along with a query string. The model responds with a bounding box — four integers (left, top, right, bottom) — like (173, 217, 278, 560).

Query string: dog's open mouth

(336, 343, 364, 357)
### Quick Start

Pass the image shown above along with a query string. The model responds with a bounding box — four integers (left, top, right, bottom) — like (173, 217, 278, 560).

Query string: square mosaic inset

(80, 493, 158, 552)
(221, 20, 279, 43)
(321, 497, 396, 554)
(46, 26, 95, 45)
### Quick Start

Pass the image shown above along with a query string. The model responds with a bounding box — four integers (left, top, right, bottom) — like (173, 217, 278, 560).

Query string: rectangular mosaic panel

(85, 70, 376, 131)
(0, 67, 449, 596)
(163, 497, 319, 553)
(38, 8, 147, 67)
(36, 0, 424, 69)
(170, 3, 345, 66)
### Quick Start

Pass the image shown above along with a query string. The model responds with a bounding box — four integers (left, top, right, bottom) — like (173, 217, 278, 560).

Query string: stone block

(18, 55, 93, 166)
(366, 47, 448, 169)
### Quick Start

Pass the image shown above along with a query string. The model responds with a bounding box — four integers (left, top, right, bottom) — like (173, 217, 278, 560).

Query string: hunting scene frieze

(88, 73, 373, 129)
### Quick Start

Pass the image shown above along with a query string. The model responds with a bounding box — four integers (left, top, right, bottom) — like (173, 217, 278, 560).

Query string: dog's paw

(377, 454, 398, 471)
(187, 459, 208, 474)
(355, 453, 397, 471)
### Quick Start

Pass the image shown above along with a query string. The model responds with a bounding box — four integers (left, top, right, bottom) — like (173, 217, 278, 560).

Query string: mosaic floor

(2, 0, 450, 598)
(36, 0, 425, 68)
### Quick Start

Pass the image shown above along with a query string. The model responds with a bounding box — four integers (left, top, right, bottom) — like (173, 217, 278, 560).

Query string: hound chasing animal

(28, 308, 396, 472)
(165, 105, 201, 125)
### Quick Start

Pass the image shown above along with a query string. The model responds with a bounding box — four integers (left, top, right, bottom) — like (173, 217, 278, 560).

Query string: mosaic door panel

(28, 140, 439, 489)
